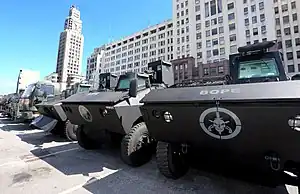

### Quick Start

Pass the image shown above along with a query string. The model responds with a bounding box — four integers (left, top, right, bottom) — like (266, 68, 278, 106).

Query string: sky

(0, 0, 172, 95)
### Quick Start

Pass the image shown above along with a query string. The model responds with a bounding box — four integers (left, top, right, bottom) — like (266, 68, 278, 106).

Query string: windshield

(238, 58, 279, 79)
(78, 85, 90, 92)
(116, 76, 147, 90)
(40, 84, 54, 96)
(21, 84, 35, 98)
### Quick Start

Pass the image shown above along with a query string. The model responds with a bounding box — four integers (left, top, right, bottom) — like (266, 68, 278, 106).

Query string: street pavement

(0, 117, 298, 194)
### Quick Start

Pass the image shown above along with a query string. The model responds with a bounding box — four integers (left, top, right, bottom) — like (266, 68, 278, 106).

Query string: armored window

(238, 59, 280, 79)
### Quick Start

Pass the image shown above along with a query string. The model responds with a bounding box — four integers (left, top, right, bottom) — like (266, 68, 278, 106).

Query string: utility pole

(14, 69, 22, 121)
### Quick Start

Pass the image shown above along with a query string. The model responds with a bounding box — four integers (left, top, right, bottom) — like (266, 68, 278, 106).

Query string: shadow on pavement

(25, 142, 291, 194)
(17, 132, 70, 148)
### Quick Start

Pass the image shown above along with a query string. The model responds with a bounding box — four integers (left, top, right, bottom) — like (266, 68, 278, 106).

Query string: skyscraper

(56, 5, 84, 83)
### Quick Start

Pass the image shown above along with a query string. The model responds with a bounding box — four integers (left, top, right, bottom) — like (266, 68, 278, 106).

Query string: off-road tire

(64, 120, 77, 141)
(156, 141, 189, 179)
(121, 122, 153, 167)
(76, 125, 100, 150)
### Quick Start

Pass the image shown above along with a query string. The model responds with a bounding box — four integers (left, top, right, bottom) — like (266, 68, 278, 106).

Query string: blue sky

(0, 0, 172, 94)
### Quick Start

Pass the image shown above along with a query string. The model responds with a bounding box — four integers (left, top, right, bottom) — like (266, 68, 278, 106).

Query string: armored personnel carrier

(61, 60, 174, 167)
(30, 73, 118, 141)
(139, 42, 300, 188)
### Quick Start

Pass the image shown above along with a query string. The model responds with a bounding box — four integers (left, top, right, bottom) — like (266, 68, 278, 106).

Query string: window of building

(296, 38, 300, 46)
(228, 13, 235, 20)
(294, 26, 299, 33)
(274, 7, 279, 14)
(218, 66, 224, 73)
(253, 28, 258, 35)
(288, 65, 295, 73)
(260, 14, 265, 22)
(261, 26, 267, 34)
(251, 5, 256, 12)
(206, 40, 211, 47)
(284, 27, 291, 35)
(203, 68, 209, 75)
(229, 23, 236, 31)
(228, 3, 234, 10)
(212, 28, 218, 35)
(213, 49, 219, 56)
(252, 16, 257, 24)
(293, 13, 298, 21)
(245, 18, 249, 26)
(291, 1, 296, 9)
(219, 26, 224, 34)
(286, 40, 292, 48)
(206, 30, 210, 37)
(246, 30, 250, 37)
(207, 50, 212, 58)
(230, 34, 236, 42)
(212, 38, 218, 46)
(220, 47, 225, 55)
(282, 4, 288, 12)
(244, 7, 248, 15)
(259, 2, 264, 10)
(283, 16, 290, 24)
(287, 52, 294, 60)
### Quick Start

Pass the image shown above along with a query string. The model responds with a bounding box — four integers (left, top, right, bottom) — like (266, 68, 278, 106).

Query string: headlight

(288, 115, 300, 131)
(163, 111, 173, 123)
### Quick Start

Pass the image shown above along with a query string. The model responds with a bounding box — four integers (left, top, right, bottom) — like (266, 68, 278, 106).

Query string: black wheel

(64, 120, 77, 141)
(156, 141, 189, 179)
(76, 125, 100, 150)
(121, 122, 154, 167)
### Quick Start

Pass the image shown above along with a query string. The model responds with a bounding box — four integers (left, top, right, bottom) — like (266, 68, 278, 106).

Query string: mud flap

(30, 115, 58, 132)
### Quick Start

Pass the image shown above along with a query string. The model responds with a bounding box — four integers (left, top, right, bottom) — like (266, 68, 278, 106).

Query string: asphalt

(0, 116, 298, 194)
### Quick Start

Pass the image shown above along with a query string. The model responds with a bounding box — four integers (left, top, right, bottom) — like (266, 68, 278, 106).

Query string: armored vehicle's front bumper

(140, 81, 300, 175)
(36, 102, 67, 122)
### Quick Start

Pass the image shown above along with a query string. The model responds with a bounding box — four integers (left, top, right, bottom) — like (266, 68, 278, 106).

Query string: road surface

(0, 117, 297, 194)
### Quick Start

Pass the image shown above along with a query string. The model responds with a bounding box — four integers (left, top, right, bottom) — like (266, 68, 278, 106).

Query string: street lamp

(14, 69, 22, 121)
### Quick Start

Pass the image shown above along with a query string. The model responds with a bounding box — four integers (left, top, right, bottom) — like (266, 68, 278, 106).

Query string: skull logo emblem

(78, 105, 93, 122)
(199, 107, 241, 140)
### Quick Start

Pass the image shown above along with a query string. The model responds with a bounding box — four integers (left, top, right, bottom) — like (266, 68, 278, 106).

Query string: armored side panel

(148, 60, 174, 87)
(61, 88, 150, 138)
(140, 80, 300, 172)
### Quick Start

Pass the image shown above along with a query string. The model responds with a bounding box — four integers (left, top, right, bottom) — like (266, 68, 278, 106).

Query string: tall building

(172, 0, 277, 79)
(56, 5, 84, 83)
(274, 0, 300, 76)
(86, 20, 174, 77)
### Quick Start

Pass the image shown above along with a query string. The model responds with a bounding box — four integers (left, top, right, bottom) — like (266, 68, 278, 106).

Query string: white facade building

(86, 20, 174, 77)
(56, 5, 84, 83)
(86, 46, 106, 81)
(173, 0, 276, 66)
(44, 72, 58, 83)
(274, 0, 300, 76)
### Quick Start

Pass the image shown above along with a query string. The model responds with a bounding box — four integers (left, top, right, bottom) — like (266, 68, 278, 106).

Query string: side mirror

(129, 79, 138, 97)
